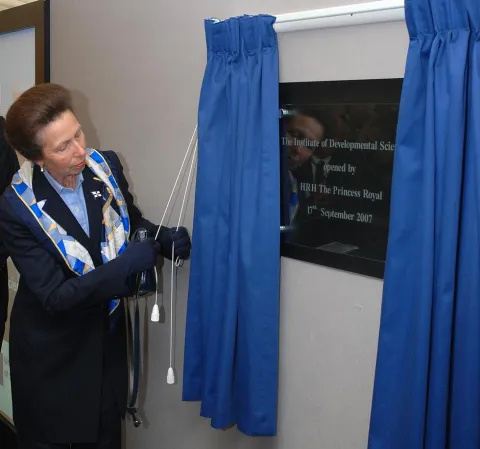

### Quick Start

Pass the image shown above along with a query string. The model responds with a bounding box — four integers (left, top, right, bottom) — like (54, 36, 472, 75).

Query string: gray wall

(49, 1, 409, 448)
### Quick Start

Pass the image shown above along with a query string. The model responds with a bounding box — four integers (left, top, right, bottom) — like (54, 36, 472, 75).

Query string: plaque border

(279, 78, 404, 279)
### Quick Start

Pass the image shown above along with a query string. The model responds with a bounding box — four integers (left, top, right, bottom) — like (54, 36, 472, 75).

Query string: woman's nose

(73, 141, 86, 156)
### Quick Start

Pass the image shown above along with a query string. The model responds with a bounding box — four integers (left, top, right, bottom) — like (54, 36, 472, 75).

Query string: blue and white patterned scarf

(10, 148, 131, 315)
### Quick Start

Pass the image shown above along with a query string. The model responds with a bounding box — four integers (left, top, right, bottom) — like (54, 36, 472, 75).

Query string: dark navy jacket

(0, 150, 158, 443)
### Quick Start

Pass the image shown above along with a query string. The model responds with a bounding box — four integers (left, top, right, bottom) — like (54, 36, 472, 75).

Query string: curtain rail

(273, 0, 405, 33)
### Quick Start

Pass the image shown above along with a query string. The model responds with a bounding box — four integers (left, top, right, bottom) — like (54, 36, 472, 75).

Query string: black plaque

(280, 79, 403, 278)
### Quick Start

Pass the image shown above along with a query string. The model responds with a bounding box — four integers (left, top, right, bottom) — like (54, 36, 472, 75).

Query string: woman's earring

(40, 165, 45, 173)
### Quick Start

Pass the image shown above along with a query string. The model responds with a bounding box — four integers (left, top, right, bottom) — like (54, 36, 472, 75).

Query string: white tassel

(167, 367, 175, 385)
(151, 303, 160, 322)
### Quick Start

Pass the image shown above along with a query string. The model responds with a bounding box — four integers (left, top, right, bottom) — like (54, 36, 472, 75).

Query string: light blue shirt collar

(43, 169, 84, 194)
(42, 168, 90, 237)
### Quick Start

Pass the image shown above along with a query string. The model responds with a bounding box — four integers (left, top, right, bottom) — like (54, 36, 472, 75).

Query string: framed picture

(280, 78, 403, 279)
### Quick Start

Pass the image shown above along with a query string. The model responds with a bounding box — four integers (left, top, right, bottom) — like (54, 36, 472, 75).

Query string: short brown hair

(4, 83, 74, 161)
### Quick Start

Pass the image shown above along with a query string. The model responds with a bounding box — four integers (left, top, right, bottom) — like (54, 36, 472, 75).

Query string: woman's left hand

(160, 226, 192, 261)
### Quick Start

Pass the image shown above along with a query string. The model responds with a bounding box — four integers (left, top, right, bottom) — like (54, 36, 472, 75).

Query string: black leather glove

(118, 237, 161, 276)
(159, 227, 192, 261)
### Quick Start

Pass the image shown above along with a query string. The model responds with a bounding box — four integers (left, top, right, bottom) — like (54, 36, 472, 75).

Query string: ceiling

(0, 0, 38, 12)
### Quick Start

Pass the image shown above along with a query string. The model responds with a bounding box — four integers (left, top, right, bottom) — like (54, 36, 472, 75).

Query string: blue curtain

(368, 1, 480, 448)
(182, 15, 280, 436)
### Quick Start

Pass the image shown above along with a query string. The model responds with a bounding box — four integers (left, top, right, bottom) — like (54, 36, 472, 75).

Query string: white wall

(49, 1, 409, 448)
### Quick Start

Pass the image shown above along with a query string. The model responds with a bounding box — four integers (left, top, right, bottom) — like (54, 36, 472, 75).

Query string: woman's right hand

(119, 238, 161, 275)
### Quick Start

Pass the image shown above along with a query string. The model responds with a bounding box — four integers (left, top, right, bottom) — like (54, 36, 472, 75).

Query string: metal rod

(274, 0, 405, 33)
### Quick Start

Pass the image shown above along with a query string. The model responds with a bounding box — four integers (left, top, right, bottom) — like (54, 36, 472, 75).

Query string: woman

(0, 84, 191, 449)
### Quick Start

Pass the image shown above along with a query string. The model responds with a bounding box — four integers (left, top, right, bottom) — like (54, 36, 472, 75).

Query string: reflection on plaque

(280, 79, 403, 278)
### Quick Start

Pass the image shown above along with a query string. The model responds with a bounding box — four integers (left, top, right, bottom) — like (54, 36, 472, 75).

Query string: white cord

(155, 126, 198, 240)
(147, 124, 198, 385)
(175, 141, 198, 266)
(167, 243, 176, 384)
(151, 127, 197, 324)
(176, 140, 198, 231)
(167, 139, 198, 384)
